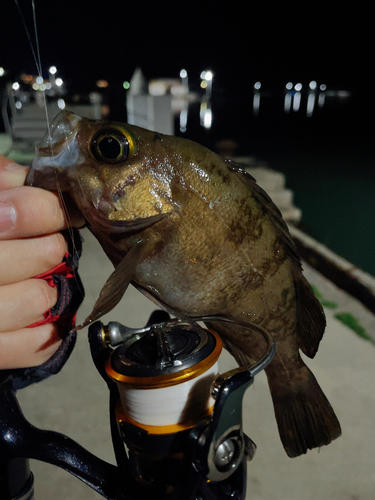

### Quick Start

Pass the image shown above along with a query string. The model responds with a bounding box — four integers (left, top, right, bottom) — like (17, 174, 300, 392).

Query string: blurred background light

(96, 79, 109, 88)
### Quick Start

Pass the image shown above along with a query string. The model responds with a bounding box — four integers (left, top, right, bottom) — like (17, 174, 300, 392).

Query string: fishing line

(13, 0, 51, 138)
(30, 0, 51, 139)
(54, 176, 85, 299)
(31, 0, 42, 78)
(13, 0, 41, 76)
(15, 0, 85, 300)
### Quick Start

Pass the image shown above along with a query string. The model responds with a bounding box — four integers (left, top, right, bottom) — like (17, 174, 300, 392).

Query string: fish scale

(26, 110, 341, 458)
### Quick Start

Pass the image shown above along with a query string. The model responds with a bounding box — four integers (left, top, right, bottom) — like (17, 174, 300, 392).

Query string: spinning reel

(0, 311, 275, 500)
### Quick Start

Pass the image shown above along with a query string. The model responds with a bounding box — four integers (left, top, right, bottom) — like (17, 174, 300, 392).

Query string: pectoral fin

(74, 238, 153, 330)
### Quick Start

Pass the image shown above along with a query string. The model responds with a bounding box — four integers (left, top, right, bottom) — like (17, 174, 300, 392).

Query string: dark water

(180, 91, 375, 276)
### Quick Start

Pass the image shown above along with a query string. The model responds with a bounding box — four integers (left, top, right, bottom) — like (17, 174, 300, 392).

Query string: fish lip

(26, 111, 83, 189)
(37, 110, 82, 151)
(87, 209, 169, 234)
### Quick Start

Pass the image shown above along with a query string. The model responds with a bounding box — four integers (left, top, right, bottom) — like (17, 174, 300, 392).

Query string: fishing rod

(0, 310, 275, 500)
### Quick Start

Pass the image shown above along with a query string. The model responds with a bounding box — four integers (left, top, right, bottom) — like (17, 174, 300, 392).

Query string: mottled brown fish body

(27, 111, 341, 457)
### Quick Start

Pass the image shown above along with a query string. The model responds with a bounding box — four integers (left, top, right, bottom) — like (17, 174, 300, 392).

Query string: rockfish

(26, 110, 341, 457)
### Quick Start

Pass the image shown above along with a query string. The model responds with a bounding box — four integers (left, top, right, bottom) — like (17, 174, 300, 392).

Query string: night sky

(1, 0, 371, 94)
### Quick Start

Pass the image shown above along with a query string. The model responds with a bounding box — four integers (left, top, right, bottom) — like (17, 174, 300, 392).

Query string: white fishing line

(14, 0, 51, 138)
(15, 0, 85, 299)
(13, 0, 42, 77)
(118, 362, 218, 427)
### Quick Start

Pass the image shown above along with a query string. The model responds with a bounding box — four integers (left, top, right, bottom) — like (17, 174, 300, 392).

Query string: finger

(0, 155, 28, 190)
(0, 233, 68, 286)
(0, 186, 67, 238)
(0, 324, 62, 369)
(0, 279, 59, 332)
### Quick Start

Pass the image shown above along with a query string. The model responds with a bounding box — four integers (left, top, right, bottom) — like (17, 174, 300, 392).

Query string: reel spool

(106, 320, 222, 434)
(102, 318, 223, 493)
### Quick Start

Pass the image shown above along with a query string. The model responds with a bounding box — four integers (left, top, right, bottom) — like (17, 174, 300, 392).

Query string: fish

(26, 110, 341, 458)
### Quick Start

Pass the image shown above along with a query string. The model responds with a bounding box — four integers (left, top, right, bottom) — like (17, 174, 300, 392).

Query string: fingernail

(0, 201, 17, 232)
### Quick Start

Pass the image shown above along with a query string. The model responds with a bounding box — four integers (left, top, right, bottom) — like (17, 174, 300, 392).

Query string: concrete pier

(16, 229, 375, 500)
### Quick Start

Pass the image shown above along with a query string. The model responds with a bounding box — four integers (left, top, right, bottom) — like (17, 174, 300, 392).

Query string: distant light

(36, 76, 43, 84)
(39, 83, 46, 91)
(15, 101, 22, 109)
(294, 83, 302, 91)
(96, 79, 109, 88)
(286, 82, 293, 90)
(57, 98, 66, 109)
(49, 66, 57, 74)
(123, 81, 130, 89)
(284, 92, 292, 113)
(180, 108, 188, 132)
(32, 83, 39, 90)
(149, 81, 166, 96)
(254, 81, 261, 90)
(309, 80, 317, 90)
(180, 69, 187, 78)
(12, 82, 20, 90)
(205, 71, 213, 81)
(306, 92, 316, 117)
(200, 71, 206, 80)
(253, 92, 260, 116)
(45, 82, 52, 90)
(55, 78, 63, 87)
(200, 80, 207, 89)
(21, 74, 32, 83)
(320, 84, 326, 91)
(337, 90, 351, 99)
(293, 92, 301, 111)
(203, 108, 212, 128)
(0, 67, 4, 77)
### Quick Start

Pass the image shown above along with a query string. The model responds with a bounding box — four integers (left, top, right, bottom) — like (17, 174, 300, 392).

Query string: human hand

(0, 155, 83, 370)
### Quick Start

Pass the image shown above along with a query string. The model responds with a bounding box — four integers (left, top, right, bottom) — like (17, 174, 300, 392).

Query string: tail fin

(204, 319, 341, 457)
(268, 364, 341, 457)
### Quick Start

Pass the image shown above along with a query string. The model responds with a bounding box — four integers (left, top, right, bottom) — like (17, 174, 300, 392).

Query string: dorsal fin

(226, 160, 301, 265)
(227, 160, 325, 357)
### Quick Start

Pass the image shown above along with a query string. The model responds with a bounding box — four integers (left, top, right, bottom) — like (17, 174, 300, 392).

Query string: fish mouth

(87, 209, 169, 234)
(38, 110, 82, 153)
(25, 110, 83, 188)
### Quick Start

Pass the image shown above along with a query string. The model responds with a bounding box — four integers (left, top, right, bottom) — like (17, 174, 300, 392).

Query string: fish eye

(90, 127, 135, 163)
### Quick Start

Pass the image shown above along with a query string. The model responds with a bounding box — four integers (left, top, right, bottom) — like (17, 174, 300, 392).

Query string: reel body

(0, 311, 275, 500)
